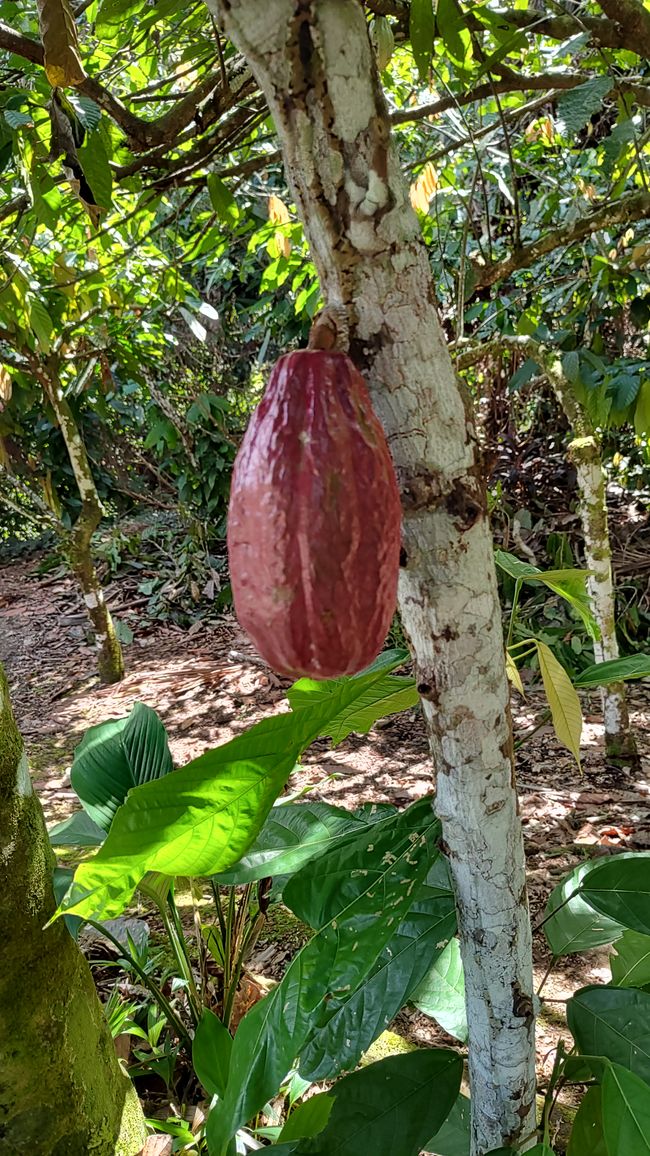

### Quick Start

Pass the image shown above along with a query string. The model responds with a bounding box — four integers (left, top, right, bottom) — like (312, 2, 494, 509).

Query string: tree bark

(0, 663, 146, 1154)
(209, 4, 536, 1152)
(457, 336, 639, 769)
(38, 360, 125, 685)
(513, 343, 638, 769)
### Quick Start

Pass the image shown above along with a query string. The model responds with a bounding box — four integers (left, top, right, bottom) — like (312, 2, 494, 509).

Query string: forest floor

(2, 553, 650, 1145)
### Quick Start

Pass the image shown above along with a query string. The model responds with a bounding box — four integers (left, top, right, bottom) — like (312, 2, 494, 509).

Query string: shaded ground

(2, 554, 650, 1143)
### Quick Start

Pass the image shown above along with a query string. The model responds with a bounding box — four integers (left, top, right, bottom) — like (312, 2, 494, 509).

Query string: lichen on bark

(0, 663, 145, 1153)
(35, 359, 124, 685)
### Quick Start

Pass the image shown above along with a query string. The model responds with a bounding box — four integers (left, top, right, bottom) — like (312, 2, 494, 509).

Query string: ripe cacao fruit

(227, 349, 402, 680)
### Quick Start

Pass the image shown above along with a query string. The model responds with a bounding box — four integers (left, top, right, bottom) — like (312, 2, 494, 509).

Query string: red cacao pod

(227, 349, 401, 679)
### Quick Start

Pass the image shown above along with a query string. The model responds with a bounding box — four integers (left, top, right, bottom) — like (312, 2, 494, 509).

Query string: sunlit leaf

(535, 641, 582, 766)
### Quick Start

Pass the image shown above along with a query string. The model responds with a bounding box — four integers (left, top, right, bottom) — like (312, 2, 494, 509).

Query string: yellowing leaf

(536, 641, 582, 768)
(505, 651, 525, 698)
(525, 116, 555, 145)
(37, 0, 86, 88)
(409, 162, 438, 214)
(268, 194, 291, 258)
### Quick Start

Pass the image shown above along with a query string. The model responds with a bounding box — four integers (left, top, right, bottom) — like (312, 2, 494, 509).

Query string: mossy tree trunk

(0, 663, 146, 1154)
(457, 336, 639, 770)
(531, 349, 638, 768)
(35, 357, 124, 685)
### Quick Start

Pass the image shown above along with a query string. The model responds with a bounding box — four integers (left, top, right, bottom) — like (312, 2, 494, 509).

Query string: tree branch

(392, 71, 650, 128)
(597, 0, 650, 59)
(472, 190, 650, 290)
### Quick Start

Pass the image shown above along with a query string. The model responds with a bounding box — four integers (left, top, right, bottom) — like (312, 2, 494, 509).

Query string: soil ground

(2, 554, 649, 1151)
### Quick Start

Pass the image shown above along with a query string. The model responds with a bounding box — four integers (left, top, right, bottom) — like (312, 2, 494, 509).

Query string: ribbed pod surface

(227, 350, 402, 679)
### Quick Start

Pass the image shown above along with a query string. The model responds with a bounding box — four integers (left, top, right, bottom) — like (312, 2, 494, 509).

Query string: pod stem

(307, 305, 350, 351)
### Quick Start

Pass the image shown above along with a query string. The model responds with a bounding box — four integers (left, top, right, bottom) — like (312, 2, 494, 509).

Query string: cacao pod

(227, 350, 401, 679)
(369, 16, 395, 73)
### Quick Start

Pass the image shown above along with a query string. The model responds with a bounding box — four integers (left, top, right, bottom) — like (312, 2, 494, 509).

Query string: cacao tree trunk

(37, 359, 125, 685)
(528, 349, 638, 768)
(456, 336, 639, 769)
(0, 662, 146, 1154)
(209, 4, 536, 1152)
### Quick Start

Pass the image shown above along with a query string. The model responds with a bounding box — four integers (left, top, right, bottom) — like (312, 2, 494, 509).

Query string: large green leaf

(77, 132, 112, 208)
(410, 0, 435, 80)
(544, 861, 626, 955)
(610, 931, 650, 988)
(70, 701, 173, 832)
(579, 854, 650, 936)
(207, 800, 441, 1153)
(495, 552, 597, 637)
(192, 1010, 232, 1099)
(557, 77, 612, 139)
(276, 1050, 461, 1156)
(287, 649, 416, 746)
(567, 1086, 607, 1156)
(412, 936, 467, 1043)
(424, 1092, 470, 1155)
(602, 1062, 650, 1155)
(48, 809, 106, 847)
(567, 985, 650, 1083)
(575, 655, 650, 688)
(297, 858, 456, 1081)
(214, 801, 385, 886)
(57, 662, 411, 921)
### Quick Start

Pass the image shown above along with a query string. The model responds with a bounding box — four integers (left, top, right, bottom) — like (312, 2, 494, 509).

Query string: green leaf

(509, 358, 539, 391)
(610, 931, 650, 989)
(562, 350, 581, 386)
(579, 854, 650, 937)
(575, 655, 650, 689)
(28, 297, 53, 353)
(287, 649, 414, 746)
(568, 1086, 606, 1156)
(4, 108, 34, 129)
(536, 570, 598, 640)
(536, 641, 582, 766)
(277, 1051, 462, 1156)
(48, 810, 106, 847)
(207, 174, 238, 224)
(298, 857, 456, 1081)
(208, 801, 441, 1151)
(435, 0, 469, 65)
(70, 702, 173, 833)
(278, 1094, 334, 1143)
(494, 549, 540, 581)
(602, 1062, 650, 1154)
(77, 133, 113, 208)
(193, 1010, 232, 1099)
(57, 665, 419, 921)
(67, 93, 101, 132)
(214, 800, 387, 885)
(568, 985, 650, 1083)
(424, 1092, 470, 1155)
(410, 0, 434, 80)
(544, 861, 626, 956)
(634, 381, 650, 437)
(556, 77, 612, 138)
(495, 553, 596, 637)
(412, 936, 467, 1043)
